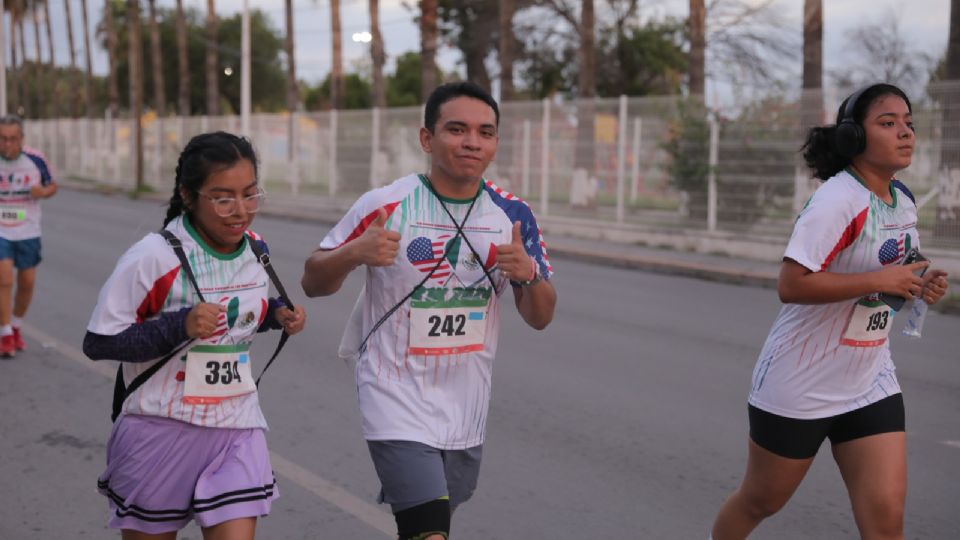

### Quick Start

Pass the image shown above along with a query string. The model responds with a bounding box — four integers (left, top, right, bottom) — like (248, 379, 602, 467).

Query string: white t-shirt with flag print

(748, 169, 919, 419)
(320, 174, 552, 450)
(0, 148, 55, 241)
(87, 215, 272, 429)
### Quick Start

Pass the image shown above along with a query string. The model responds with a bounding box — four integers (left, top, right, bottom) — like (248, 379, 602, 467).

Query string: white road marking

(22, 322, 393, 537)
(942, 440, 960, 449)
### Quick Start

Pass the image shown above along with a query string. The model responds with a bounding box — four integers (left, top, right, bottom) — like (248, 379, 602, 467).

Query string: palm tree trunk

(148, 0, 165, 116)
(175, 0, 190, 115)
(104, 0, 120, 119)
(801, 0, 822, 131)
(575, 0, 595, 170)
(284, 0, 298, 158)
(370, 0, 385, 108)
(31, 3, 42, 117)
(498, 0, 515, 102)
(80, 0, 94, 118)
(284, 0, 299, 113)
(64, 0, 80, 117)
(127, 0, 145, 191)
(205, 0, 219, 115)
(420, 0, 437, 103)
(330, 0, 344, 109)
(9, 12, 19, 115)
(43, 2, 53, 65)
(688, 0, 706, 97)
(42, 1, 58, 118)
(17, 15, 27, 117)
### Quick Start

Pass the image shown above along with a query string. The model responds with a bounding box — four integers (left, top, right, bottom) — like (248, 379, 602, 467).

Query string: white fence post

(540, 98, 550, 217)
(616, 95, 627, 223)
(329, 109, 338, 197)
(630, 117, 642, 202)
(707, 113, 719, 232)
(521, 119, 531, 197)
(370, 107, 381, 189)
(154, 118, 163, 188)
(95, 119, 104, 182)
(290, 111, 301, 195)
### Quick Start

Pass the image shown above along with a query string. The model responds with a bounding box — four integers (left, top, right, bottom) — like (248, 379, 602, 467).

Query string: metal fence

(28, 83, 960, 249)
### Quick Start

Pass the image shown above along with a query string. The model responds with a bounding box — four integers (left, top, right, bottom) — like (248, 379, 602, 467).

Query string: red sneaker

(0, 334, 15, 357)
(12, 327, 25, 351)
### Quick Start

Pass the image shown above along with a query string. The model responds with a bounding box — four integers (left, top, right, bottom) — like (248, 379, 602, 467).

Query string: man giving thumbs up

(301, 81, 556, 540)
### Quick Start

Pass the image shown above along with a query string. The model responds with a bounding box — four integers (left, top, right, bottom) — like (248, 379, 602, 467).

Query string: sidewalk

(66, 181, 958, 295)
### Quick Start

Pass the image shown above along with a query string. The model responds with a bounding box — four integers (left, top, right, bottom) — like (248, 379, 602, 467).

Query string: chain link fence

(28, 84, 960, 249)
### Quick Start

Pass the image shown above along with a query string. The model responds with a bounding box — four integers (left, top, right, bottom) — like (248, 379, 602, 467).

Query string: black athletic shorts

(748, 393, 905, 459)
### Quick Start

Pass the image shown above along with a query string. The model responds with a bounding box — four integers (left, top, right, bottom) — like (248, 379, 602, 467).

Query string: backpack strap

(111, 230, 203, 422)
(247, 238, 293, 387)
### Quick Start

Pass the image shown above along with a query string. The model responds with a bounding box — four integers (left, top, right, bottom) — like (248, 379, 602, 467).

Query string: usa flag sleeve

(23, 150, 55, 186)
(783, 190, 863, 273)
(87, 234, 181, 336)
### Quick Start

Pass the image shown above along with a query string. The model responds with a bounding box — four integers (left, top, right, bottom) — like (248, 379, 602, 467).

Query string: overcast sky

(9, 0, 953, 103)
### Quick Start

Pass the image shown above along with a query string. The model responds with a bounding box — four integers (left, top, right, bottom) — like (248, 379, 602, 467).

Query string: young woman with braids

(83, 131, 306, 539)
(709, 83, 950, 540)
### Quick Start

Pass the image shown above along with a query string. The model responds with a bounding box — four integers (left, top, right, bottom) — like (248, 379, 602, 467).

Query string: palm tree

(498, 0, 515, 101)
(420, 0, 437, 102)
(205, 0, 219, 115)
(17, 2, 27, 115)
(63, 0, 79, 117)
(284, 0, 298, 160)
(31, 0, 42, 116)
(104, 0, 120, 118)
(80, 0, 94, 117)
(688, 0, 705, 97)
(369, 0, 385, 108)
(284, 0, 298, 113)
(801, 0, 822, 131)
(147, 0, 165, 116)
(175, 0, 190, 115)
(127, 0, 144, 191)
(4, 0, 25, 114)
(330, 0, 344, 109)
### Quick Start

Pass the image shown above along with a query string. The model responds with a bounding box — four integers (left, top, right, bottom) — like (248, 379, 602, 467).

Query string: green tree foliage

(516, 13, 687, 99)
(386, 51, 425, 107)
(305, 74, 373, 110)
(596, 18, 687, 96)
(97, 1, 286, 114)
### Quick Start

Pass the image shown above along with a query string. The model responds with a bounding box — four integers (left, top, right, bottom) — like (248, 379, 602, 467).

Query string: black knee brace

(394, 498, 451, 540)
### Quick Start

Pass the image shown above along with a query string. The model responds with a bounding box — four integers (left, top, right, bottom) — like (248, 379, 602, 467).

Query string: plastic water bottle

(902, 298, 928, 339)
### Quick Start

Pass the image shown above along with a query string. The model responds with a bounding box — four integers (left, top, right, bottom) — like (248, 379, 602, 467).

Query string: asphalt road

(1, 188, 958, 539)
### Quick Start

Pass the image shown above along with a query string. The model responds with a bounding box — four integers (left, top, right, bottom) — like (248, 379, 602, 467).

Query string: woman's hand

(874, 261, 929, 300)
(186, 303, 227, 339)
(275, 305, 307, 335)
(920, 269, 950, 305)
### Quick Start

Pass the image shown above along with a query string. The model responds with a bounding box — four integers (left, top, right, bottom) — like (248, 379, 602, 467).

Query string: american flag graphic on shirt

(407, 234, 452, 282)
(878, 232, 905, 265)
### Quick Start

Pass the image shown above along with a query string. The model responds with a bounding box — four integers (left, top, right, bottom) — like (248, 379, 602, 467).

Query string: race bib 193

(182, 343, 255, 404)
(840, 297, 893, 347)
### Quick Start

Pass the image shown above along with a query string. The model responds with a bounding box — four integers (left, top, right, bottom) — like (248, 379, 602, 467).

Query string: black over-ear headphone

(834, 85, 875, 159)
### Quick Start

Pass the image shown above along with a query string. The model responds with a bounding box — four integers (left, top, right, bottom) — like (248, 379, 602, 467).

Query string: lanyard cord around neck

(357, 184, 481, 355)
(422, 177, 499, 292)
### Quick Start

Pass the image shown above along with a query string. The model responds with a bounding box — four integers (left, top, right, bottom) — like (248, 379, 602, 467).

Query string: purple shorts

(97, 414, 278, 534)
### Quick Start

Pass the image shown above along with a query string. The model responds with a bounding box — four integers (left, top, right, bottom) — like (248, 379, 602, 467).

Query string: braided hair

(164, 131, 260, 226)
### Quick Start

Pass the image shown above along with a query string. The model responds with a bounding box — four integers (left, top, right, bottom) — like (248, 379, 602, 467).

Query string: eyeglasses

(196, 188, 265, 217)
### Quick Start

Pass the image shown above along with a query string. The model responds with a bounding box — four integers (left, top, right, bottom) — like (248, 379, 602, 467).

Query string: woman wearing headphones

(709, 83, 950, 540)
